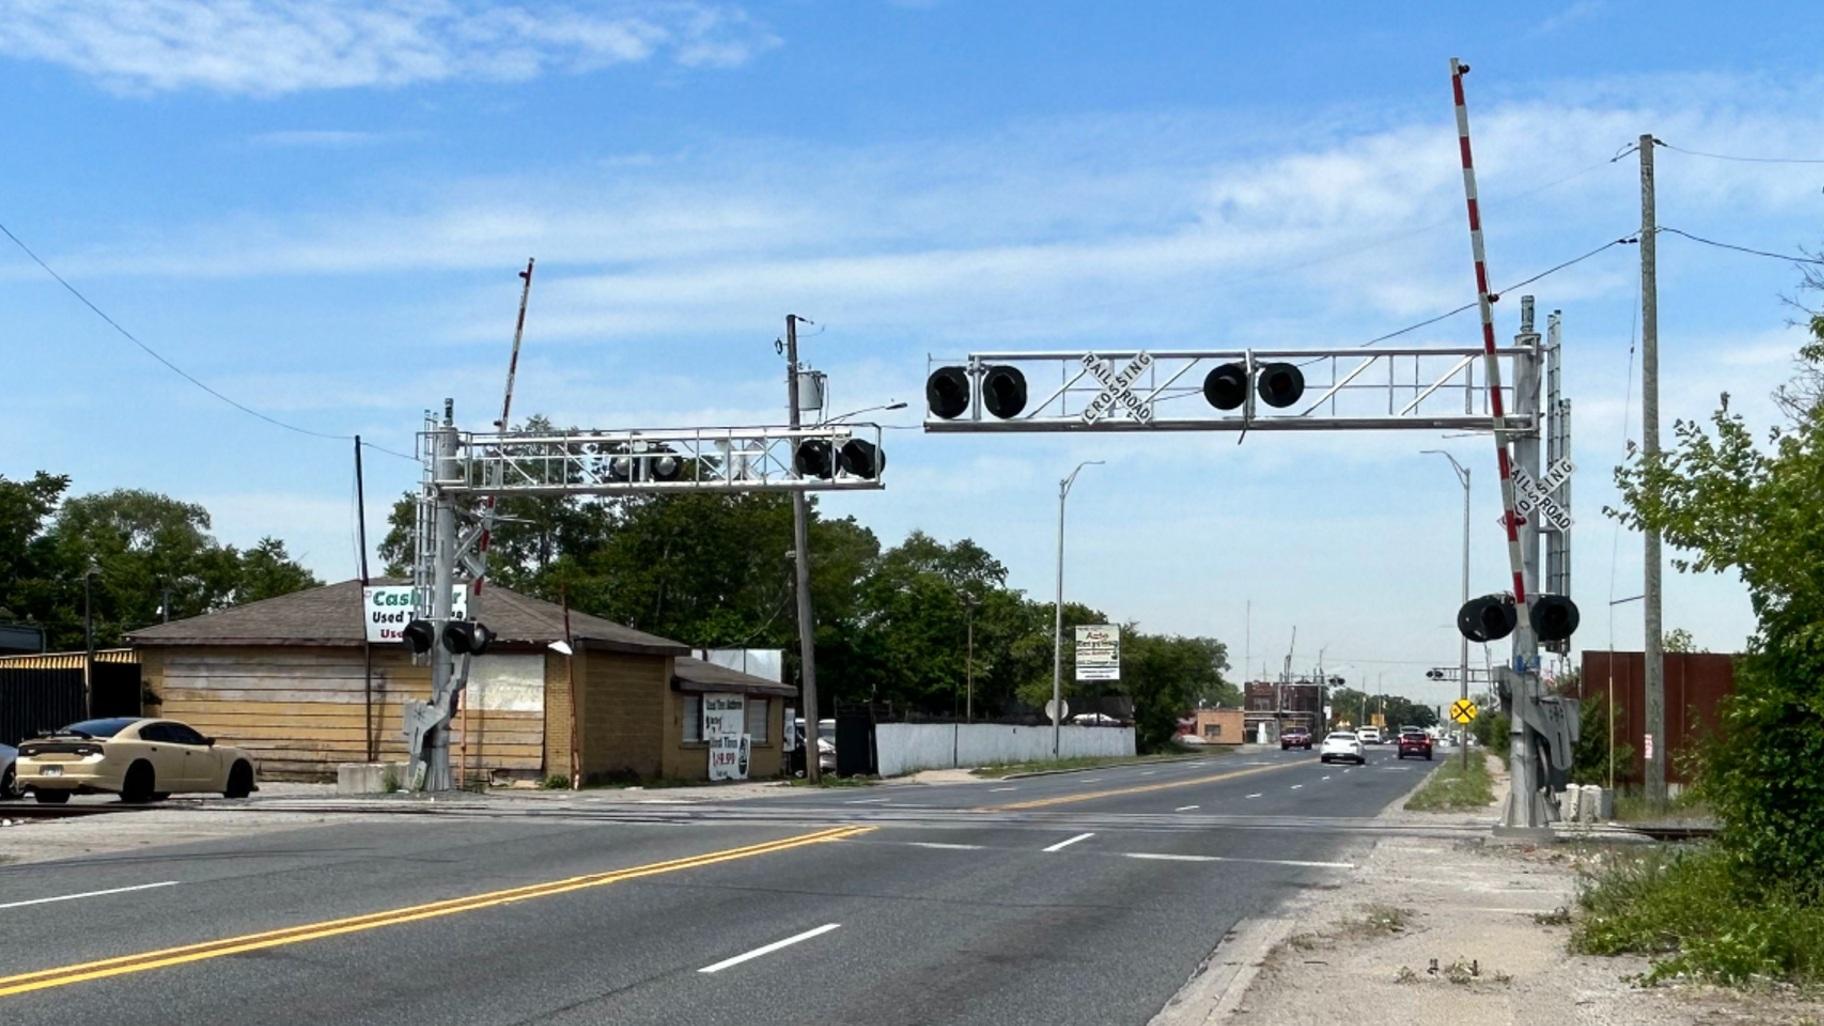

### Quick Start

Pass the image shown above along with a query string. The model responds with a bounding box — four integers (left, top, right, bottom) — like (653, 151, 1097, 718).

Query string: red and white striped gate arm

(1449, 58, 1533, 648)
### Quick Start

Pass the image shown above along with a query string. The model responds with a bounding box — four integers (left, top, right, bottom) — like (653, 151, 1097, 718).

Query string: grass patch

(1343, 903, 1413, 938)
(1572, 843, 1824, 985)
(1403, 756, 1494, 812)
(785, 775, 874, 788)
(538, 774, 570, 790)
(1612, 789, 1713, 824)
(970, 750, 1222, 779)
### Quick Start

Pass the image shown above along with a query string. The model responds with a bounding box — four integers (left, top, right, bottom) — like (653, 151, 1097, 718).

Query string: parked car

(1319, 731, 1366, 765)
(1280, 728, 1312, 751)
(793, 717, 837, 773)
(1356, 726, 1383, 746)
(16, 717, 258, 804)
(1397, 731, 1434, 761)
(0, 742, 17, 800)
(1176, 732, 1211, 747)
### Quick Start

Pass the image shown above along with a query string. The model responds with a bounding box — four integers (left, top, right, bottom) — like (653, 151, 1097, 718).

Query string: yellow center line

(0, 825, 871, 999)
(982, 760, 1308, 811)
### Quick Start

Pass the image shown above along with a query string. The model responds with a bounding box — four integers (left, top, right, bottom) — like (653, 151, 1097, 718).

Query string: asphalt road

(0, 745, 1441, 1025)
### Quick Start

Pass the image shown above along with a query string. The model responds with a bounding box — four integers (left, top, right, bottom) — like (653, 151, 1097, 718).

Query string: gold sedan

(16, 717, 258, 805)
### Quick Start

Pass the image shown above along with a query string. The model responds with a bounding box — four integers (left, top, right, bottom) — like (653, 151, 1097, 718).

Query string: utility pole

(356, 435, 375, 762)
(1640, 133, 1667, 804)
(786, 314, 822, 783)
(964, 593, 977, 722)
(1422, 449, 1472, 769)
(1052, 460, 1102, 755)
(82, 561, 98, 717)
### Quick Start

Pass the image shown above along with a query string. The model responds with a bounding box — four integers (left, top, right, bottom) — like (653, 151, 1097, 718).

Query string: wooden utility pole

(356, 435, 375, 762)
(1640, 134, 1667, 804)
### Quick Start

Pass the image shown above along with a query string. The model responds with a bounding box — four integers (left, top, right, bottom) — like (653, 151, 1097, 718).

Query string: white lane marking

(1082, 777, 1104, 783)
(0, 880, 179, 910)
(988, 786, 1018, 792)
(1289, 784, 1304, 790)
(1123, 853, 1355, 870)
(1138, 770, 1157, 776)
(1245, 793, 1263, 799)
(1174, 804, 1200, 812)
(1042, 832, 1096, 853)
(699, 923, 842, 973)
(845, 797, 891, 804)
(1321, 775, 1331, 781)
(907, 841, 985, 851)
(1343, 768, 1353, 774)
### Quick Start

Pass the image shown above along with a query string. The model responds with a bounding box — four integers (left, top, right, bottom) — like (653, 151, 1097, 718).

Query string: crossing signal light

(1256, 362, 1305, 408)
(1531, 594, 1581, 643)
(981, 366, 1027, 419)
(927, 366, 969, 420)
(1425, 668, 1445, 681)
(402, 619, 436, 654)
(441, 620, 494, 656)
(795, 438, 835, 479)
(649, 450, 683, 482)
(1457, 594, 1517, 643)
(1202, 363, 1248, 410)
(838, 438, 883, 479)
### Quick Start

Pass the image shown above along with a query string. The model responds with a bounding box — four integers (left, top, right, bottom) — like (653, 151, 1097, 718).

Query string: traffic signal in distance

(838, 438, 883, 479)
(1532, 594, 1581, 643)
(402, 619, 436, 654)
(1425, 668, 1445, 681)
(795, 438, 835, 479)
(926, 366, 969, 420)
(981, 365, 1027, 419)
(1457, 594, 1517, 643)
(442, 620, 494, 656)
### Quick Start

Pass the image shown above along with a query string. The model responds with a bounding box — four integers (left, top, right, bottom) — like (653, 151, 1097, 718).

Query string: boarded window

(748, 697, 768, 743)
(682, 695, 702, 742)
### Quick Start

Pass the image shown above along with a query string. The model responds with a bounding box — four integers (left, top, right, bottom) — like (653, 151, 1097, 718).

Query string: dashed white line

(1174, 804, 1200, 812)
(907, 841, 985, 851)
(1245, 792, 1263, 799)
(1123, 853, 1355, 870)
(1321, 775, 1331, 781)
(1082, 777, 1104, 783)
(988, 786, 1018, 792)
(0, 881, 179, 910)
(845, 797, 891, 804)
(1042, 832, 1096, 853)
(1138, 770, 1157, 776)
(699, 923, 842, 973)
(1289, 784, 1304, 790)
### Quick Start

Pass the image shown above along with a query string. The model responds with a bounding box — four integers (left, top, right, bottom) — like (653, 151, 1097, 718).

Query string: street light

(1052, 459, 1104, 755)
(1422, 448, 1473, 770)
(823, 400, 908, 424)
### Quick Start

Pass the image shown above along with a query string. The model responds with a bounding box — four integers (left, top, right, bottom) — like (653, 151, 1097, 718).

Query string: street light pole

(964, 593, 978, 723)
(1423, 449, 1473, 770)
(83, 561, 98, 717)
(1052, 459, 1103, 756)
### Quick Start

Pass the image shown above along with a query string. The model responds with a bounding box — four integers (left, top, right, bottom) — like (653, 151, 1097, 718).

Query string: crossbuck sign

(1081, 352, 1155, 425)
(1511, 457, 1573, 531)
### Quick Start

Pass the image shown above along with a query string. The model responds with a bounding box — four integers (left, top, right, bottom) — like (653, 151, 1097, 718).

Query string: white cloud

(0, 0, 779, 95)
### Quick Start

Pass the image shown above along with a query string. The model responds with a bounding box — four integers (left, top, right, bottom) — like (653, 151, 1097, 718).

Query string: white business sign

(363, 586, 469, 644)
(704, 693, 749, 781)
(1511, 457, 1574, 532)
(1081, 352, 1155, 425)
(1075, 624, 1121, 682)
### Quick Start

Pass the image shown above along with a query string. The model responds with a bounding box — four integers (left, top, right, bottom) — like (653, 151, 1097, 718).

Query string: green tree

(1662, 627, 1704, 653)
(1610, 318, 1824, 887)
(233, 537, 322, 604)
(0, 471, 71, 623)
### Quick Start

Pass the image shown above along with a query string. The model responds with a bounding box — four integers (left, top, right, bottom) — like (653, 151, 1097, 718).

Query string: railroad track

(0, 802, 162, 821)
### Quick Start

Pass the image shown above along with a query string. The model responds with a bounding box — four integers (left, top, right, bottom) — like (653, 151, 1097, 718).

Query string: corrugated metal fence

(1577, 650, 1736, 786)
(0, 650, 142, 746)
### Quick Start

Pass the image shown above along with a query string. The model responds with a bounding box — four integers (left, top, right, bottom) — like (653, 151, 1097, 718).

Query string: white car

(1356, 726, 1383, 745)
(1319, 731, 1366, 765)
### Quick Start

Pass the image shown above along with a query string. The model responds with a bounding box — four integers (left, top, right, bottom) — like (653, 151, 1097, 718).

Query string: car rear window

(57, 717, 140, 738)
(1328, 732, 1357, 740)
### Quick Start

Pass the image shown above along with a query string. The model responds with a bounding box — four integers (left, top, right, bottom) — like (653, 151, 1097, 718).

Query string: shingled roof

(128, 579, 689, 656)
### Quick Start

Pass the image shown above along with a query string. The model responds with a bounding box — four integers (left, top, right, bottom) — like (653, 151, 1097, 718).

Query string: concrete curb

(1149, 916, 1297, 1026)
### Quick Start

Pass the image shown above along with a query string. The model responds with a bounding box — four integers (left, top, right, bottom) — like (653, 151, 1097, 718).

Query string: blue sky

(5, 1, 1823, 704)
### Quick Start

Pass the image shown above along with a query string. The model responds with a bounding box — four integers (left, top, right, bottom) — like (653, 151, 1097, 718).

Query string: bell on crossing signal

(981, 365, 1027, 419)
(401, 619, 436, 654)
(442, 620, 494, 656)
(926, 366, 970, 420)
(795, 438, 835, 479)
(1457, 594, 1517, 643)
(1202, 363, 1248, 410)
(1532, 594, 1581, 643)
(838, 438, 883, 479)
(1256, 362, 1305, 408)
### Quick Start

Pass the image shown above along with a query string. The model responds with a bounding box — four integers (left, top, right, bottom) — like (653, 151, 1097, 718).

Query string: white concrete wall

(874, 723, 1136, 777)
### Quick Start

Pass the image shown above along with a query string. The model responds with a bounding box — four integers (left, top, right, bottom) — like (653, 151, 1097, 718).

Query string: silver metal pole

(1459, 465, 1471, 770)
(1503, 300, 1547, 828)
(1640, 134, 1667, 805)
(787, 315, 822, 784)
(1052, 476, 1067, 757)
(425, 400, 458, 792)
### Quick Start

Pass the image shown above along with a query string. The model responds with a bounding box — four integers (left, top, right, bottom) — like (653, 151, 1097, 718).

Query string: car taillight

(74, 745, 100, 756)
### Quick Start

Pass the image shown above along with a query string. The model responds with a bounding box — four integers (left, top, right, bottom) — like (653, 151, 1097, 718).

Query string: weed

(786, 775, 873, 788)
(1285, 932, 1323, 952)
(1341, 904, 1412, 938)
(1404, 756, 1494, 812)
(1444, 958, 1480, 984)
(380, 764, 401, 793)
(1394, 965, 1419, 984)
(1534, 907, 1573, 927)
(539, 774, 570, 790)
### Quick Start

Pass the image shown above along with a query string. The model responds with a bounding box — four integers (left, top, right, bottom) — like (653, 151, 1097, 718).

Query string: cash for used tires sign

(1075, 624, 1121, 682)
(703, 693, 750, 781)
(363, 586, 469, 643)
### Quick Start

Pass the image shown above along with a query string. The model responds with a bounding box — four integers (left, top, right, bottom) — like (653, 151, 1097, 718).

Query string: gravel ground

(1218, 755, 1824, 1026)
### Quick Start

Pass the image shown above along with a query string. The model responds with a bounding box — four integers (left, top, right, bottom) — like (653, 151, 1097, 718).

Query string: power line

(0, 220, 415, 461)
(1658, 226, 1824, 266)
(1658, 140, 1824, 165)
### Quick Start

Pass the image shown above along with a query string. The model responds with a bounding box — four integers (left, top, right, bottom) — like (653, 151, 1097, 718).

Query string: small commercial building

(1184, 708, 1244, 745)
(126, 579, 792, 784)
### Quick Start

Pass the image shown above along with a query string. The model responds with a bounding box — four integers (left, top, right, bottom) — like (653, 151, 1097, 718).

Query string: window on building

(748, 697, 768, 743)
(682, 695, 702, 742)
(1204, 724, 1222, 738)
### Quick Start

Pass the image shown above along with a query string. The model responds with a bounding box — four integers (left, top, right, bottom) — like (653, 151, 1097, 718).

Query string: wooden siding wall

(148, 646, 544, 780)
(580, 652, 667, 780)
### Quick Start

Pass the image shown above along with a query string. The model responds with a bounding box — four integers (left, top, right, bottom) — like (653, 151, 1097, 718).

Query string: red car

(1281, 729, 1312, 751)
(1397, 731, 1433, 760)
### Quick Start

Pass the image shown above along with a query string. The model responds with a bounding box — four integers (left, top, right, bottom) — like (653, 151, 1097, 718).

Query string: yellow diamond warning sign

(1449, 699, 1479, 724)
